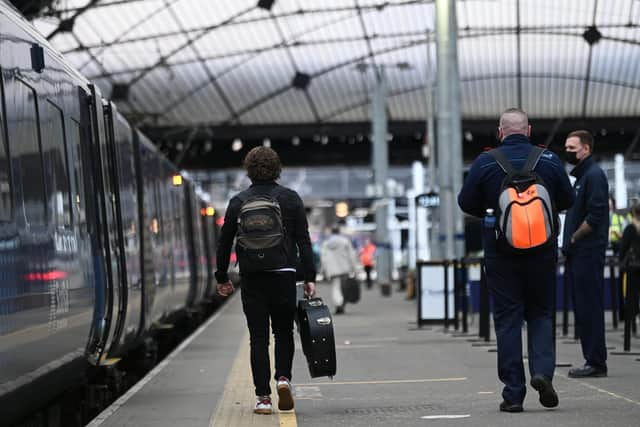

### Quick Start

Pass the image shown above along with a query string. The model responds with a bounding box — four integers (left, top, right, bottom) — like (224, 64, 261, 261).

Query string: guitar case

(296, 296, 337, 378)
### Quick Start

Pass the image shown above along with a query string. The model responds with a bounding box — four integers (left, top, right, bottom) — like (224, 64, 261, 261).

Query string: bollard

(444, 261, 450, 330)
(624, 271, 632, 352)
(479, 259, 491, 342)
(461, 260, 469, 334)
(562, 263, 569, 337)
(610, 261, 618, 330)
(453, 260, 460, 331)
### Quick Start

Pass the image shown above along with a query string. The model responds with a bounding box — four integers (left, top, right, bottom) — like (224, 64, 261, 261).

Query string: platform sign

(417, 262, 455, 324)
(415, 192, 440, 208)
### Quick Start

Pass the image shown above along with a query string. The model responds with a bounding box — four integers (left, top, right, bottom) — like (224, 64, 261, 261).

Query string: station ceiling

(18, 0, 640, 167)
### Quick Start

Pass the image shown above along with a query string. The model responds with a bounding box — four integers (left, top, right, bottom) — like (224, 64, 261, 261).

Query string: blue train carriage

(0, 2, 218, 424)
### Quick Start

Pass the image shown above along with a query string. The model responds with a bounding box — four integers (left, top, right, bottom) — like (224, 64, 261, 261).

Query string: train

(0, 2, 226, 425)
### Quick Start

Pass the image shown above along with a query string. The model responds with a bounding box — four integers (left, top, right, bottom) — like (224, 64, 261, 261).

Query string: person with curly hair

(215, 146, 316, 415)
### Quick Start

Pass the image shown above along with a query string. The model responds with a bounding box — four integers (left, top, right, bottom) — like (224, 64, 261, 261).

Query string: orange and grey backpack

(488, 146, 557, 252)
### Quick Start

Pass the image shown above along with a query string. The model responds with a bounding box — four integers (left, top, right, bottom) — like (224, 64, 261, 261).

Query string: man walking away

(321, 225, 359, 314)
(215, 147, 316, 415)
(563, 130, 610, 378)
(458, 108, 574, 412)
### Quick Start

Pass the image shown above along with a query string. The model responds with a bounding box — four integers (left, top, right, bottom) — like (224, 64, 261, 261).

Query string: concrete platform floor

(89, 282, 640, 427)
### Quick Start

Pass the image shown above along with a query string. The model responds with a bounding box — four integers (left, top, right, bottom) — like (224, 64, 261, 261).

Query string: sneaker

(277, 376, 294, 410)
(254, 396, 272, 415)
(530, 375, 559, 408)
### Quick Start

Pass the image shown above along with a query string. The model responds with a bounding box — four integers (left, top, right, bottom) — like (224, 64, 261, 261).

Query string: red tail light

(23, 270, 68, 281)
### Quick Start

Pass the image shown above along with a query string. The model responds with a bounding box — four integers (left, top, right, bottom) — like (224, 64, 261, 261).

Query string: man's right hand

(217, 281, 234, 297)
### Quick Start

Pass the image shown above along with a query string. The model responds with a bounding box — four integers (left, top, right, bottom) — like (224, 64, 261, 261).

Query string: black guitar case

(296, 297, 337, 378)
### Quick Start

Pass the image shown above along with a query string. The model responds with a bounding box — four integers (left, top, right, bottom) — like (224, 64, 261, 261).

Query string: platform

(88, 284, 640, 427)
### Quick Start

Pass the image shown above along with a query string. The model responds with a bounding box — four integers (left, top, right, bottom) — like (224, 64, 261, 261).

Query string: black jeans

(364, 265, 373, 289)
(241, 271, 296, 396)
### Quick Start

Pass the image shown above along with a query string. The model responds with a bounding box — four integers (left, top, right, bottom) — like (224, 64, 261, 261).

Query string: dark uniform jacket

(458, 134, 574, 257)
(562, 155, 609, 254)
(215, 181, 316, 283)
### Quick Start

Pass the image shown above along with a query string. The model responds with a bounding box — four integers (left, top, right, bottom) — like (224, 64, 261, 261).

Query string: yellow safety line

(295, 377, 467, 387)
(210, 330, 297, 427)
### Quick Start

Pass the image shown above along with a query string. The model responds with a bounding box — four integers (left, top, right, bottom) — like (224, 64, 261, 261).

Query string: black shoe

(335, 306, 345, 315)
(568, 364, 607, 378)
(530, 375, 559, 408)
(499, 401, 523, 413)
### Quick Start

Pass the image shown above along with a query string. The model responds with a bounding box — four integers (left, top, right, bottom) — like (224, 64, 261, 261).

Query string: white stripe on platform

(86, 295, 237, 426)
(421, 415, 471, 420)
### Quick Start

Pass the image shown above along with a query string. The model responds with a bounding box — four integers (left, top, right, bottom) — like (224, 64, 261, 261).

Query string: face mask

(565, 151, 579, 165)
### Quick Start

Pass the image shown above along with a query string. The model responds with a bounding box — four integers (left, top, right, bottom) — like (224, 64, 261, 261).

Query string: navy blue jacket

(458, 134, 574, 257)
(562, 155, 609, 254)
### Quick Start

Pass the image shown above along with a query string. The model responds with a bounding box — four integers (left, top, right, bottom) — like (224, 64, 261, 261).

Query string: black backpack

(235, 188, 289, 273)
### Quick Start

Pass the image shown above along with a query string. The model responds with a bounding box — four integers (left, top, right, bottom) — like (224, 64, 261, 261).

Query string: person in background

(215, 147, 316, 415)
(609, 195, 630, 255)
(321, 225, 358, 314)
(618, 203, 640, 328)
(563, 130, 610, 378)
(458, 108, 573, 413)
(360, 238, 376, 289)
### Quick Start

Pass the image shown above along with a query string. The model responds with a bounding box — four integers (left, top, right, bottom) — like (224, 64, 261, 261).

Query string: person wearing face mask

(458, 108, 573, 413)
(562, 130, 610, 378)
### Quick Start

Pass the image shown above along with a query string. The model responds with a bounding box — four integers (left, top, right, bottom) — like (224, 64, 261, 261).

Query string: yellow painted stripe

(296, 377, 467, 387)
(210, 330, 298, 427)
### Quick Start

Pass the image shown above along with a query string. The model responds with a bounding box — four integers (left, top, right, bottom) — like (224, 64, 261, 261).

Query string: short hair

(499, 108, 529, 137)
(243, 146, 282, 182)
(567, 130, 594, 153)
(632, 203, 640, 220)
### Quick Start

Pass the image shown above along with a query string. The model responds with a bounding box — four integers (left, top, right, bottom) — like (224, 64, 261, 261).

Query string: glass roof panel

(361, 2, 434, 35)
(586, 82, 640, 116)
(241, 89, 315, 124)
(308, 66, 368, 119)
(274, 10, 357, 41)
(217, 48, 296, 113)
(520, 32, 588, 77)
(458, 34, 518, 78)
(460, 77, 518, 118)
(457, 0, 517, 29)
(290, 39, 370, 75)
(520, 0, 595, 27)
(170, 0, 259, 31)
(591, 40, 640, 88)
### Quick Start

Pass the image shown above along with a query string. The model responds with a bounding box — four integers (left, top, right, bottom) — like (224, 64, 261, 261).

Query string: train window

(69, 119, 86, 229)
(42, 100, 72, 228)
(0, 74, 12, 221)
(6, 78, 46, 226)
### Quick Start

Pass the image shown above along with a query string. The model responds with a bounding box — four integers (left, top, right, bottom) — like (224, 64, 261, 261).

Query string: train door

(82, 85, 125, 364)
(102, 102, 128, 354)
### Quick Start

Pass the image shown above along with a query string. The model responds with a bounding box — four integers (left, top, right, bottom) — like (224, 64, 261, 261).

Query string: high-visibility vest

(610, 212, 631, 243)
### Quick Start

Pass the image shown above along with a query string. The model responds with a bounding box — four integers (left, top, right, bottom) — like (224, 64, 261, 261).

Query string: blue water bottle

(484, 208, 496, 229)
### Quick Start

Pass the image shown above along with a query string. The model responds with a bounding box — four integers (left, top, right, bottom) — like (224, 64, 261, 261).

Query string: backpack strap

(487, 148, 517, 176)
(521, 146, 545, 174)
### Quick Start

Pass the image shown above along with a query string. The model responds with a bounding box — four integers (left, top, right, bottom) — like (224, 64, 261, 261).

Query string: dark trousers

(241, 271, 296, 396)
(567, 250, 607, 370)
(364, 265, 373, 289)
(485, 256, 556, 404)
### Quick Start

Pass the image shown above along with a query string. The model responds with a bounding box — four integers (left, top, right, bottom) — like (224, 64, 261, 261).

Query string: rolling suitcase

(296, 297, 337, 378)
(342, 276, 361, 304)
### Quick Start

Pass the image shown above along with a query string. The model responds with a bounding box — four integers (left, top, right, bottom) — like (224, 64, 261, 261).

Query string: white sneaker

(277, 376, 294, 410)
(254, 395, 272, 415)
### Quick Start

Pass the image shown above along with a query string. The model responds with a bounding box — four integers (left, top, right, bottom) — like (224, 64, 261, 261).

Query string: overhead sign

(415, 192, 440, 208)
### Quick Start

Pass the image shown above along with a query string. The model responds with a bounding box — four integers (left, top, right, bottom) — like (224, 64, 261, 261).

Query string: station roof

(22, 0, 640, 167)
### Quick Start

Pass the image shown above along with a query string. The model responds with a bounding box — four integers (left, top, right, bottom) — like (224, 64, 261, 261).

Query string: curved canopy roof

(29, 0, 639, 131)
